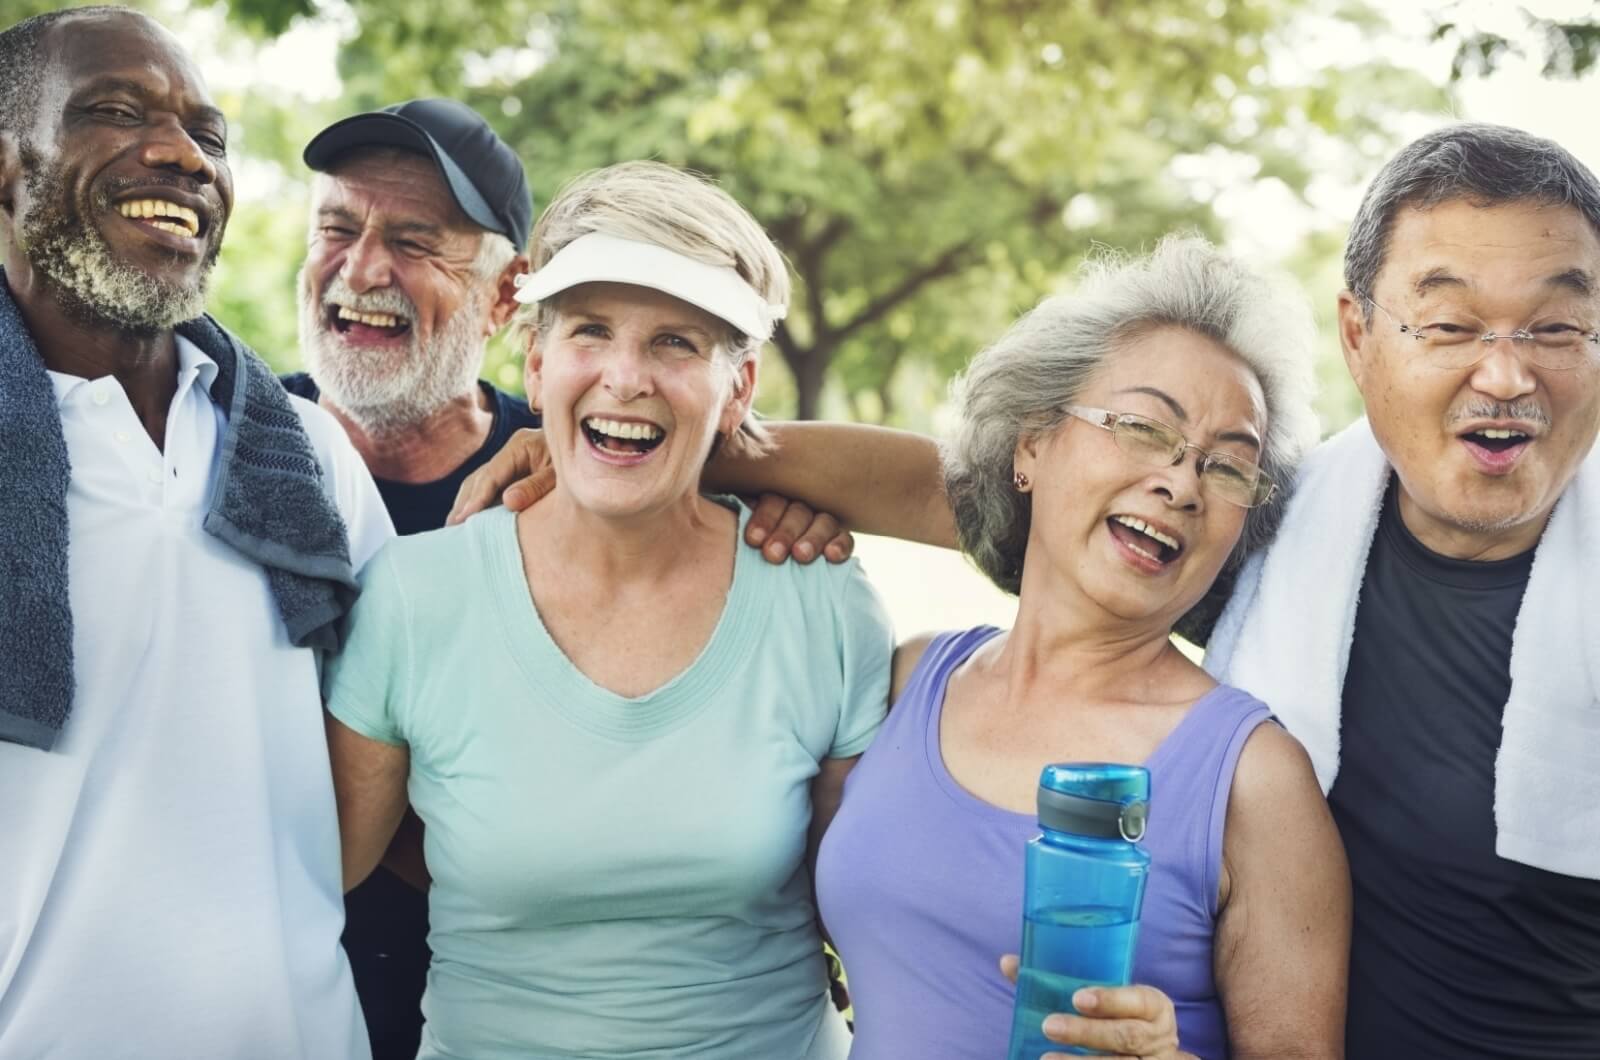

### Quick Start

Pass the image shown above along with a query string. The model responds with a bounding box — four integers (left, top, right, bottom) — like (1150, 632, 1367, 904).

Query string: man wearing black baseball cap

(283, 97, 541, 1060)
(291, 99, 857, 1059)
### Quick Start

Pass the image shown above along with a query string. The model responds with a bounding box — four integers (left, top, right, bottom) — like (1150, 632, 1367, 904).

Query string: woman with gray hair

(322, 161, 891, 1059)
(812, 238, 1349, 1059)
(454, 237, 1351, 1057)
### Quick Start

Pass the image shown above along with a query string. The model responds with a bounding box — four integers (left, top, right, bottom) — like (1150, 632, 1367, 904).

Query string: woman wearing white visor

(323, 161, 891, 1060)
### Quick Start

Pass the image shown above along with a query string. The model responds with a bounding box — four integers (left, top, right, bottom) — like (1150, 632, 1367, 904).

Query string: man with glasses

(456, 122, 1600, 1058)
(1205, 123, 1600, 1059)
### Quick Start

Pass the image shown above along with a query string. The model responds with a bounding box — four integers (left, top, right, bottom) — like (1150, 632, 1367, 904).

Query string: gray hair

(1345, 122, 1600, 314)
(472, 230, 519, 283)
(944, 236, 1320, 614)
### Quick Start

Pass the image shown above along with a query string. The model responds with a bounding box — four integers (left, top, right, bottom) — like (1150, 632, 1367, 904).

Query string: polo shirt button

(114, 430, 131, 444)
(92, 387, 111, 406)
(146, 467, 163, 485)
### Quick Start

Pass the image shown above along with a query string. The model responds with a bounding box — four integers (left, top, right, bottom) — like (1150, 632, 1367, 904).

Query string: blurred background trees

(4, 0, 1597, 435)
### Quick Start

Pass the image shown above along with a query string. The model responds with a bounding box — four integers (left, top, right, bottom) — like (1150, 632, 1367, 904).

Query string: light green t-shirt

(325, 502, 893, 1060)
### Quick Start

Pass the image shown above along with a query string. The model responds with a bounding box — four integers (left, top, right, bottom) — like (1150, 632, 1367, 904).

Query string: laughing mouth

(328, 304, 412, 340)
(1460, 427, 1531, 453)
(115, 197, 203, 239)
(1108, 514, 1184, 564)
(583, 415, 666, 456)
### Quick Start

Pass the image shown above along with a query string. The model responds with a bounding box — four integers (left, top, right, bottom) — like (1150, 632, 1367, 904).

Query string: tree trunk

(793, 352, 826, 420)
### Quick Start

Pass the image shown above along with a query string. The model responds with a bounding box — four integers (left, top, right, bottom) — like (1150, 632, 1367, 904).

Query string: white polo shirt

(0, 338, 393, 1060)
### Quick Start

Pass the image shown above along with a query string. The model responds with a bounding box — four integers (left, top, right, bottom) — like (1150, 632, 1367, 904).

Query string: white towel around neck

(1206, 417, 1600, 880)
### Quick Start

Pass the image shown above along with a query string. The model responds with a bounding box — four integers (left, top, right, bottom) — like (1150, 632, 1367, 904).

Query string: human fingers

(744, 493, 791, 554)
(447, 428, 548, 524)
(1040, 984, 1178, 1058)
(753, 495, 818, 564)
(999, 954, 1021, 984)
(792, 510, 855, 565)
(822, 524, 855, 563)
(504, 466, 558, 512)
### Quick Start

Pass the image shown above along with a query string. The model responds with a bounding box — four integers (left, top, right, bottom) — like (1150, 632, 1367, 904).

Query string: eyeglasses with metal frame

(1357, 291, 1600, 371)
(1062, 405, 1277, 508)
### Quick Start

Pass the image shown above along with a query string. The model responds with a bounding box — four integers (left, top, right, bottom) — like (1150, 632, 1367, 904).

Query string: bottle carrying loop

(1118, 800, 1148, 842)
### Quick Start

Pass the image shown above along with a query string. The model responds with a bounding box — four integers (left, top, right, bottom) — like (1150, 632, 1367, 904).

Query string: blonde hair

(515, 161, 788, 451)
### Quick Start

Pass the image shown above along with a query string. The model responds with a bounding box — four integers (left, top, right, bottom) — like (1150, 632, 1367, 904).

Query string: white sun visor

(513, 232, 788, 342)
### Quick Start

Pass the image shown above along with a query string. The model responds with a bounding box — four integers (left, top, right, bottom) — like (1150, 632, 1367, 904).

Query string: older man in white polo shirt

(0, 9, 389, 1057)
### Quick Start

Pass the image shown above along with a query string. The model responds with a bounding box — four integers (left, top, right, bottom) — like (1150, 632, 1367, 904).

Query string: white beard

(299, 271, 489, 437)
(18, 147, 214, 333)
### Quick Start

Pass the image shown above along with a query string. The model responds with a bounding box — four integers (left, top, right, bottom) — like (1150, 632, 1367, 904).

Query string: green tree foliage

(1437, 9, 1600, 80)
(296, 0, 1436, 421)
(3, 0, 1441, 424)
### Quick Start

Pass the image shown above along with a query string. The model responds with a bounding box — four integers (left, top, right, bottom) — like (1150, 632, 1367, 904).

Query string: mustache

(1449, 399, 1552, 428)
(317, 275, 418, 319)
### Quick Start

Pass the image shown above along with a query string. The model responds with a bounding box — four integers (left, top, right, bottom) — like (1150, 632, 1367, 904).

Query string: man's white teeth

(336, 306, 402, 328)
(1478, 428, 1527, 440)
(116, 198, 199, 236)
(1112, 515, 1180, 552)
(586, 417, 664, 442)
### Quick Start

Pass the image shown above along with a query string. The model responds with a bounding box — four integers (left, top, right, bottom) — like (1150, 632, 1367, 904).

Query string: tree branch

(833, 239, 980, 343)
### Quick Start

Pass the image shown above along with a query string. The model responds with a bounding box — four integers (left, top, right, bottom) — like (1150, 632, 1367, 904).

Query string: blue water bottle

(1005, 763, 1151, 1059)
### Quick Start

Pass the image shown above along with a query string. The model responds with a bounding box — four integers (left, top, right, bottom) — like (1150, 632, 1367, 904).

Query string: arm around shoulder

(708, 421, 957, 547)
(1214, 722, 1350, 1060)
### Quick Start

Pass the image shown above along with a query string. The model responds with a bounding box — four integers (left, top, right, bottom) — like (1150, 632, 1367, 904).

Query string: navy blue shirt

(282, 372, 539, 1060)
(282, 374, 540, 534)
(1331, 484, 1600, 1058)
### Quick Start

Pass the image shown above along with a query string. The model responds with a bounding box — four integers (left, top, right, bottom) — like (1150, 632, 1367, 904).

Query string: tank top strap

(889, 626, 1003, 721)
(1145, 685, 1275, 918)
(883, 627, 1004, 752)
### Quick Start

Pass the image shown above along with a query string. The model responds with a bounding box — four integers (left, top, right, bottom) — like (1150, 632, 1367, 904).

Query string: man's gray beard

(16, 146, 214, 334)
(299, 272, 489, 438)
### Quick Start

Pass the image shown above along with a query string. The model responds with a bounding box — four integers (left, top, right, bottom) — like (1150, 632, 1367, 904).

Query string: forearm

(325, 713, 412, 892)
(708, 421, 957, 547)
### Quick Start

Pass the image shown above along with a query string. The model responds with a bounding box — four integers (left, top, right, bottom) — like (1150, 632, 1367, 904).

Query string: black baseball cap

(303, 98, 533, 250)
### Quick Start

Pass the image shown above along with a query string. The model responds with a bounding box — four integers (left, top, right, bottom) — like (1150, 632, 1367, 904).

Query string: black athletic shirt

(282, 372, 539, 1060)
(282, 373, 541, 534)
(1331, 483, 1600, 1059)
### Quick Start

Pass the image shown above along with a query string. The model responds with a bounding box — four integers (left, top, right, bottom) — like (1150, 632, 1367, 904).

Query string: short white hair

(473, 230, 519, 282)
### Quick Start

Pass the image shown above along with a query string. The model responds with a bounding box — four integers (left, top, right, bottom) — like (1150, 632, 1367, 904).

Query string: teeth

(585, 417, 664, 442)
(335, 306, 402, 328)
(1124, 540, 1160, 561)
(1112, 515, 1180, 552)
(116, 198, 199, 236)
(1478, 428, 1527, 440)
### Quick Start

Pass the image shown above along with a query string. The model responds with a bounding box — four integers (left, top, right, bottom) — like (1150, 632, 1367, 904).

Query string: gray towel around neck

(0, 270, 358, 752)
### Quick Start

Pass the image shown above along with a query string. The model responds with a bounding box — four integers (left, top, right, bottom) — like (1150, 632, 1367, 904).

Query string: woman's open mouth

(583, 416, 666, 460)
(1107, 515, 1184, 570)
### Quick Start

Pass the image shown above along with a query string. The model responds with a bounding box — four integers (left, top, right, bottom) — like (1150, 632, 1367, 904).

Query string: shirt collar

(43, 333, 221, 408)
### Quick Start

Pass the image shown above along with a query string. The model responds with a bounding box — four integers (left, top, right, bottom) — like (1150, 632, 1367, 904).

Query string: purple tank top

(816, 627, 1272, 1060)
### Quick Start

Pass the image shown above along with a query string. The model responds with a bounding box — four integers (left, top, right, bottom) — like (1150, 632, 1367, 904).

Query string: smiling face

(1014, 326, 1267, 628)
(525, 281, 755, 522)
(298, 149, 520, 433)
(3, 11, 231, 332)
(1339, 198, 1600, 559)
